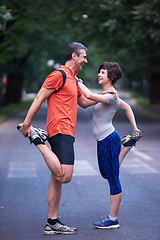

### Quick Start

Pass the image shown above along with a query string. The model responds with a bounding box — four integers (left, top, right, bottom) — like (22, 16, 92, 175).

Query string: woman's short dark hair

(66, 42, 87, 61)
(98, 62, 122, 84)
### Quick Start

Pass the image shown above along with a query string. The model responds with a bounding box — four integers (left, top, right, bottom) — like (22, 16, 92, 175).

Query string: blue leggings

(97, 130, 122, 195)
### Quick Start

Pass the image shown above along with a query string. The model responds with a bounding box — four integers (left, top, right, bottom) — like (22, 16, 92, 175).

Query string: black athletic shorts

(48, 134, 75, 165)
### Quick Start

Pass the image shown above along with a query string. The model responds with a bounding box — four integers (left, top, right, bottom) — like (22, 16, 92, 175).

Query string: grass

(0, 99, 34, 120)
(129, 91, 160, 115)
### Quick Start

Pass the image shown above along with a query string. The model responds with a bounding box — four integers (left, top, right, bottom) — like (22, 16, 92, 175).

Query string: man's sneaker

(44, 220, 77, 235)
(93, 216, 120, 229)
(17, 123, 49, 144)
(121, 130, 143, 147)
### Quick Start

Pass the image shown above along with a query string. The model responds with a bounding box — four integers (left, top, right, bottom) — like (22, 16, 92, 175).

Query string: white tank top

(92, 94, 120, 141)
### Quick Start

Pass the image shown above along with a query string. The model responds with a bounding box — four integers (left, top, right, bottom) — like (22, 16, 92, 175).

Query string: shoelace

(132, 130, 143, 139)
(102, 217, 110, 223)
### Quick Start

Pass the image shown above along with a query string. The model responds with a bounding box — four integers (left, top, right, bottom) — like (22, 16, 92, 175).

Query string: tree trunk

(149, 72, 160, 104)
(3, 52, 30, 106)
(4, 71, 22, 105)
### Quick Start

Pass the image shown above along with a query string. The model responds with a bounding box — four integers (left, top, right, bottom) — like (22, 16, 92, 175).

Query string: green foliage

(129, 91, 160, 115)
(0, 0, 160, 105)
(0, 5, 12, 31)
(0, 98, 34, 119)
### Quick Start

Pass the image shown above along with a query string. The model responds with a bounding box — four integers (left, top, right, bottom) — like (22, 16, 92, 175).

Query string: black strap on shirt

(53, 69, 66, 93)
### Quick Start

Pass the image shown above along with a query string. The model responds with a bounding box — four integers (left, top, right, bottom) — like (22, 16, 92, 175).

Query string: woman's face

(98, 69, 110, 85)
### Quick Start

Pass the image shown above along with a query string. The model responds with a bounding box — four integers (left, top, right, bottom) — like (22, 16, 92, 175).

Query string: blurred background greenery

(0, 0, 160, 110)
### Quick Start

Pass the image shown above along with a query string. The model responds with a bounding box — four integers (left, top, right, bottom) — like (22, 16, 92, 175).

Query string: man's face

(74, 49, 88, 72)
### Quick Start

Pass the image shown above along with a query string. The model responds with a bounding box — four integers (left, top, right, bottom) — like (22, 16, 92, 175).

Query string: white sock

(108, 215, 118, 221)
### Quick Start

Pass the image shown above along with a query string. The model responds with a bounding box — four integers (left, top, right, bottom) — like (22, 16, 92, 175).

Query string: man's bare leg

(48, 174, 62, 219)
(36, 144, 74, 183)
(47, 164, 74, 219)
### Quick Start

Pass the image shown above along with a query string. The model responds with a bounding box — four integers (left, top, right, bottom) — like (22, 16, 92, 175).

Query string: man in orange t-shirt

(42, 65, 82, 138)
(19, 42, 96, 235)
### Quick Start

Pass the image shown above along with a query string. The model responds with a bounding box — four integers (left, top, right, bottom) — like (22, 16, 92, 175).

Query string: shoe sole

(94, 224, 120, 229)
(30, 128, 47, 142)
(44, 230, 77, 235)
(121, 135, 131, 144)
(121, 131, 143, 145)
(17, 125, 21, 130)
(132, 130, 143, 139)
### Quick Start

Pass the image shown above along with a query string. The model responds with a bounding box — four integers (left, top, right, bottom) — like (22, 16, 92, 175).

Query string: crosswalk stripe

(73, 160, 98, 176)
(132, 148, 152, 160)
(122, 158, 159, 174)
(7, 162, 37, 178)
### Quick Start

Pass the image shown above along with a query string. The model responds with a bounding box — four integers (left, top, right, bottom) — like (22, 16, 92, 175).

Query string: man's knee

(59, 164, 73, 183)
(61, 175, 72, 183)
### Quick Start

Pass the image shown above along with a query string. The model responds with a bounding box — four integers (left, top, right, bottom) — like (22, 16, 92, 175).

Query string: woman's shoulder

(105, 93, 119, 104)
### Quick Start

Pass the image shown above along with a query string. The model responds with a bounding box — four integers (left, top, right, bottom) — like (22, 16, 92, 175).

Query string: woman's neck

(102, 82, 113, 91)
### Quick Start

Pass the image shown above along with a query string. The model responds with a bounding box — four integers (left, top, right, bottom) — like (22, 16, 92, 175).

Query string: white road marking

(132, 148, 153, 160)
(135, 158, 159, 173)
(122, 156, 159, 174)
(7, 151, 159, 178)
(7, 162, 37, 178)
(74, 160, 98, 176)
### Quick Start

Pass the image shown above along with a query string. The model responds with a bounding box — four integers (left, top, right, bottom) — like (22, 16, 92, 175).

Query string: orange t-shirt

(42, 65, 82, 138)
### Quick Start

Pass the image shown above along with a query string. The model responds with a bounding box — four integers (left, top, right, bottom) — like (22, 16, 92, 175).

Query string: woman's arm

(119, 99, 139, 131)
(78, 95, 96, 109)
(77, 81, 107, 103)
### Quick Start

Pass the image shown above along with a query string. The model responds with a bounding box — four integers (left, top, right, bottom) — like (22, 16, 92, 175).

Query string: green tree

(0, 0, 70, 105)
(56, 0, 160, 103)
(0, 0, 159, 106)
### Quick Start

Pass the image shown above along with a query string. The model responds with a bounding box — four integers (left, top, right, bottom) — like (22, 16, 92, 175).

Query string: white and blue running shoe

(93, 216, 120, 229)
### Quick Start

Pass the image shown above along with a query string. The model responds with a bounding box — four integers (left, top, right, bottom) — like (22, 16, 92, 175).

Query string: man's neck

(65, 61, 77, 75)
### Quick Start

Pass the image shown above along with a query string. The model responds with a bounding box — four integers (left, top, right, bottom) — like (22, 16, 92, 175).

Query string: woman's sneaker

(93, 216, 120, 229)
(17, 123, 49, 144)
(121, 130, 143, 148)
(44, 220, 77, 235)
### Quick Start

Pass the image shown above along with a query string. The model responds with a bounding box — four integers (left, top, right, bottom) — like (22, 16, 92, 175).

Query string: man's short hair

(66, 42, 87, 61)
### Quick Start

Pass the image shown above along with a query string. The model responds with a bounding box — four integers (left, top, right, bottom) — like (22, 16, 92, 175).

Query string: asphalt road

(0, 93, 160, 240)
